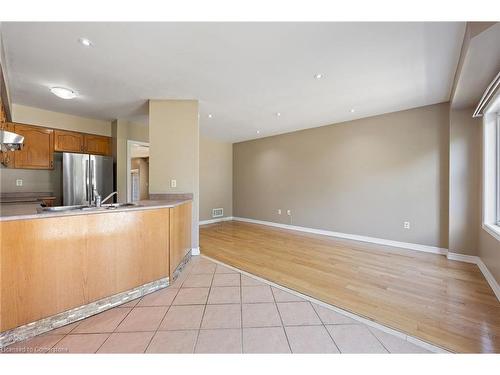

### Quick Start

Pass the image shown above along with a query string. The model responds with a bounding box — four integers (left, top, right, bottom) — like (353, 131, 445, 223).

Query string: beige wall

(112, 119, 149, 202)
(149, 100, 199, 248)
(200, 136, 232, 221)
(1, 104, 112, 200)
(448, 107, 481, 255)
(233, 103, 450, 248)
(12, 104, 111, 135)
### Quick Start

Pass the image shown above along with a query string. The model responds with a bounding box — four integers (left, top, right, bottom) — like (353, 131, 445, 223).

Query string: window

(482, 92, 500, 240)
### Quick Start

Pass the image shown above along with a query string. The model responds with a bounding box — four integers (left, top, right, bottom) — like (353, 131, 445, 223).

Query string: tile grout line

(308, 300, 342, 353)
(192, 262, 215, 353)
(239, 271, 243, 353)
(271, 285, 293, 353)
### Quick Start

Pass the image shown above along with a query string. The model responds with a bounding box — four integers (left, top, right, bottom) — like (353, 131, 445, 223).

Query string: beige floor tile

(191, 263, 217, 274)
(241, 274, 266, 286)
(201, 304, 241, 329)
(120, 298, 141, 308)
(97, 332, 154, 353)
(208, 286, 241, 304)
(369, 328, 430, 353)
(182, 273, 214, 288)
(277, 302, 322, 326)
(212, 273, 240, 286)
(195, 329, 242, 353)
(312, 304, 359, 324)
(73, 308, 131, 334)
(52, 333, 109, 353)
(271, 287, 305, 302)
(137, 288, 179, 307)
(169, 275, 187, 289)
(242, 285, 274, 303)
(159, 305, 205, 330)
(285, 325, 339, 353)
(242, 303, 282, 328)
(326, 324, 388, 353)
(5, 334, 65, 354)
(172, 287, 210, 305)
(46, 321, 80, 335)
(115, 306, 168, 332)
(215, 264, 239, 274)
(242, 327, 290, 353)
(147, 330, 198, 353)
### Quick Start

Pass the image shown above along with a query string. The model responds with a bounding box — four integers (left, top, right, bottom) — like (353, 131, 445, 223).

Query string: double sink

(39, 202, 141, 213)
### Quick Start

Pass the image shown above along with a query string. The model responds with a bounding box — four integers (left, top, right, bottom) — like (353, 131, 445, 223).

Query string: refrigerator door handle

(85, 159, 89, 204)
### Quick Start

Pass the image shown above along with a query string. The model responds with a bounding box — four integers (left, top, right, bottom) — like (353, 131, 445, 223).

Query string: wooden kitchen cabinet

(54, 129, 84, 152)
(0, 122, 16, 167)
(12, 123, 54, 169)
(169, 201, 193, 277)
(84, 134, 111, 156)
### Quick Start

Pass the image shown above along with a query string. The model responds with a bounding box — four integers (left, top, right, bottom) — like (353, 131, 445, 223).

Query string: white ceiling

(2, 22, 465, 143)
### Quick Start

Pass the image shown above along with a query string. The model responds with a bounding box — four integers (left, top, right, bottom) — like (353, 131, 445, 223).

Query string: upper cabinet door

(54, 130, 84, 153)
(84, 134, 111, 156)
(13, 123, 54, 169)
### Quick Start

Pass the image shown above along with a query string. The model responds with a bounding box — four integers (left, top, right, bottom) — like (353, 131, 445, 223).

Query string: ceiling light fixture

(49, 87, 78, 100)
(256, 130, 260, 134)
(208, 114, 213, 118)
(350, 109, 355, 113)
(276, 112, 281, 117)
(314, 73, 323, 79)
(78, 37, 93, 47)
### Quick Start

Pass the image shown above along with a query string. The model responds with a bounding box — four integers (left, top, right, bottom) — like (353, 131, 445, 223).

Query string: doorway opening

(127, 140, 150, 202)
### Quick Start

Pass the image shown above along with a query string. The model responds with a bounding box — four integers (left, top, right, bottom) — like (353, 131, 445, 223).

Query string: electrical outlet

(404, 221, 410, 229)
(287, 209, 292, 216)
(16, 179, 23, 187)
(277, 209, 282, 215)
(170, 179, 177, 188)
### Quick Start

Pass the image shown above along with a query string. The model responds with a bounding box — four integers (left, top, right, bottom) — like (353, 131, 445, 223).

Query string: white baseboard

(232, 216, 448, 255)
(191, 247, 200, 256)
(446, 252, 478, 264)
(477, 258, 500, 301)
(199, 216, 234, 225)
(446, 252, 500, 302)
(230, 217, 500, 302)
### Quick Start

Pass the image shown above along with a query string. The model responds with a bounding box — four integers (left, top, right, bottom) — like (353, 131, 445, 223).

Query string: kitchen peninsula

(0, 198, 192, 347)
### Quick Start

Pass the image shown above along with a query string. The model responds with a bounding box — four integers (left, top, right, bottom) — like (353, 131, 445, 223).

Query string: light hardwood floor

(200, 220, 500, 353)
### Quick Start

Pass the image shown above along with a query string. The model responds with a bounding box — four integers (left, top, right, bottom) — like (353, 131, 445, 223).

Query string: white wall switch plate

(404, 221, 410, 229)
(16, 179, 23, 187)
(277, 209, 282, 215)
(287, 209, 292, 216)
(170, 179, 177, 188)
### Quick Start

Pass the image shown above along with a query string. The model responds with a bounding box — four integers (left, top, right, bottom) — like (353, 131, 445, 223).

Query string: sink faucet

(101, 191, 118, 206)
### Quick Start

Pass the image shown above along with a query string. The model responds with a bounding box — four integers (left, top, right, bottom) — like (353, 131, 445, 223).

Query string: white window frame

(482, 93, 500, 241)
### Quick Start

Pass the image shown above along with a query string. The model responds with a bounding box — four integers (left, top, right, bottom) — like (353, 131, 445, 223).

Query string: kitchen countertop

(0, 198, 192, 221)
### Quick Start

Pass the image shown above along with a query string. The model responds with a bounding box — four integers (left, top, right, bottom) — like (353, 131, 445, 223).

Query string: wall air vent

(212, 208, 224, 218)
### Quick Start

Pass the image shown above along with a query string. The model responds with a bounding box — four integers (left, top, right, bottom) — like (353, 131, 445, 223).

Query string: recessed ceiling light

(314, 73, 323, 79)
(78, 37, 93, 47)
(256, 130, 260, 134)
(49, 87, 78, 100)
(208, 114, 213, 118)
(350, 109, 355, 113)
(276, 112, 281, 117)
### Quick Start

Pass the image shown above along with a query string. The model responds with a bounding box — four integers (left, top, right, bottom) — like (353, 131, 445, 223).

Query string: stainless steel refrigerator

(62, 152, 114, 206)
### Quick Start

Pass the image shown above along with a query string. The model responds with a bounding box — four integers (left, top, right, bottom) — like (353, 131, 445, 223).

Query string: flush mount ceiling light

(208, 114, 213, 118)
(276, 112, 281, 117)
(49, 87, 78, 100)
(350, 109, 355, 113)
(314, 73, 324, 79)
(78, 37, 93, 47)
(256, 130, 260, 134)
